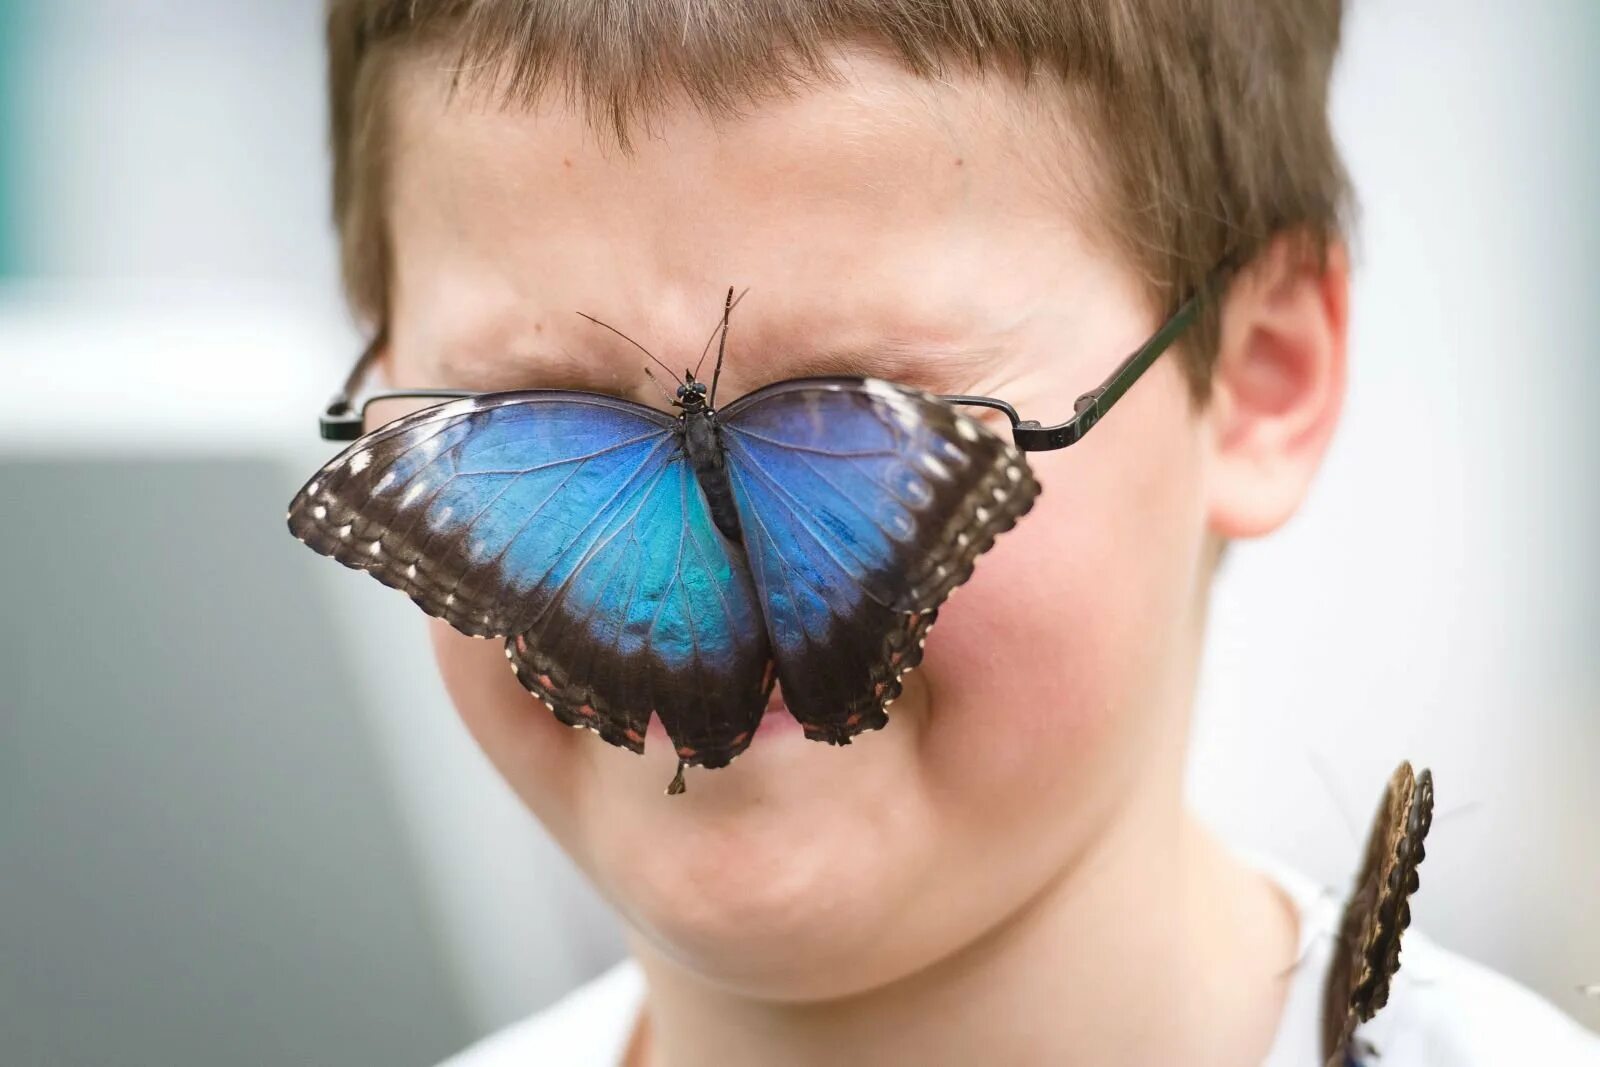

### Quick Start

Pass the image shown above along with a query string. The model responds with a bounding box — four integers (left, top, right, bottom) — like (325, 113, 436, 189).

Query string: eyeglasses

(315, 265, 1230, 449)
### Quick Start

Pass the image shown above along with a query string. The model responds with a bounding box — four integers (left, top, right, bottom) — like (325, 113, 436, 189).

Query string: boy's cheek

(918, 509, 1123, 788)
(916, 416, 1200, 797)
(428, 620, 585, 819)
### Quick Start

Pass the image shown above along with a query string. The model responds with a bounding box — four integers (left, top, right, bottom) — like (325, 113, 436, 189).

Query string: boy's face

(385, 47, 1213, 996)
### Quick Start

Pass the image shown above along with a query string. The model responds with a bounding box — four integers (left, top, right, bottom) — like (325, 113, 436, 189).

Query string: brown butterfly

(1321, 760, 1435, 1067)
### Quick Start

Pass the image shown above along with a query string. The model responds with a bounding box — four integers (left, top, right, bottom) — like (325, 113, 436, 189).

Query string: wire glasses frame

(316, 264, 1231, 450)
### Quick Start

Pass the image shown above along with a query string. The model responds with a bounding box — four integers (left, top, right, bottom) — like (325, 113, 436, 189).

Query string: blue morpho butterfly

(288, 280, 1213, 794)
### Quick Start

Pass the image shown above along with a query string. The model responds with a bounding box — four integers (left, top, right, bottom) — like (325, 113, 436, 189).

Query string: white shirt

(440, 861, 1600, 1066)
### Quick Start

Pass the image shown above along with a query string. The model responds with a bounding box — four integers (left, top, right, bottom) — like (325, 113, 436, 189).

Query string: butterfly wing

(503, 449, 776, 768)
(1321, 761, 1434, 1066)
(287, 392, 773, 768)
(718, 377, 1038, 742)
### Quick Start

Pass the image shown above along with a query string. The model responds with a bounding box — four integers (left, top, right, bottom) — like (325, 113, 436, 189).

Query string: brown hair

(326, 0, 1351, 392)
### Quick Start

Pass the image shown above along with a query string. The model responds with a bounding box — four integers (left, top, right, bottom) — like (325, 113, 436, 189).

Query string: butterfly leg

(667, 760, 689, 795)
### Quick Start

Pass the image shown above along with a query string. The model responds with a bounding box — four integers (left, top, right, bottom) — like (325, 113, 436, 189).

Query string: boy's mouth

(752, 687, 805, 741)
(640, 685, 807, 760)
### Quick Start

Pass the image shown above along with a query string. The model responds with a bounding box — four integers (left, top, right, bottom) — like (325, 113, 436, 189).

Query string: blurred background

(1, 1, 1595, 1064)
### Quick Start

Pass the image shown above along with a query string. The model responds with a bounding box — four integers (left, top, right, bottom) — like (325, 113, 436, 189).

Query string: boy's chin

(572, 691, 951, 998)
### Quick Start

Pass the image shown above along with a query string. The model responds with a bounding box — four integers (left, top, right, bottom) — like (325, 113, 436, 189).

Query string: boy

(318, 1, 1599, 1063)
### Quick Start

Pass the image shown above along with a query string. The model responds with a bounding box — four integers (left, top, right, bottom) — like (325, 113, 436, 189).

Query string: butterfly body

(673, 381, 746, 544)
(289, 359, 1038, 791)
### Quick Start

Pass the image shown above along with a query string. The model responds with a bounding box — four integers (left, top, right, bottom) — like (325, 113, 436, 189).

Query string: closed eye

(434, 348, 640, 398)
(768, 340, 1002, 397)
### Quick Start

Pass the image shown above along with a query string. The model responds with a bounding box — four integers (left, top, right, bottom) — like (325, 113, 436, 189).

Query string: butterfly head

(676, 375, 710, 412)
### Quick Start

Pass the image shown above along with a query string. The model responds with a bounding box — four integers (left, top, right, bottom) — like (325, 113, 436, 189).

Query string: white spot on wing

(311, 505, 327, 520)
(402, 481, 428, 507)
(865, 378, 920, 430)
(349, 449, 372, 474)
(955, 417, 980, 442)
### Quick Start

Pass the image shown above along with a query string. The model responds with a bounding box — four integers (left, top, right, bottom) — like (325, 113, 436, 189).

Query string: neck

(627, 794, 1298, 1067)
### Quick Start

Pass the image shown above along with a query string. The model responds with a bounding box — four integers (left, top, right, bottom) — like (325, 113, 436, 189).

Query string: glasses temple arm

(944, 268, 1223, 452)
(317, 332, 480, 441)
(1027, 287, 1203, 451)
(319, 329, 388, 440)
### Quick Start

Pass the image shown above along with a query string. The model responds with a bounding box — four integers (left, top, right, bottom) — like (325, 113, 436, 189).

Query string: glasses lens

(361, 395, 457, 435)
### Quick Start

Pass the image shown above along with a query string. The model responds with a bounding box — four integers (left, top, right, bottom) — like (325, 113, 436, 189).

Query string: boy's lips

(755, 688, 805, 739)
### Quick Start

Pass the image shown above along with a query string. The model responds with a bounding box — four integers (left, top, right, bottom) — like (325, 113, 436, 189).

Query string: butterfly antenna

(707, 286, 747, 407)
(693, 285, 750, 380)
(575, 310, 679, 382)
(641, 366, 679, 407)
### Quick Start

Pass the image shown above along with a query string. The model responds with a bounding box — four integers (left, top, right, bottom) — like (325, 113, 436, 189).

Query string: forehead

(382, 45, 1119, 384)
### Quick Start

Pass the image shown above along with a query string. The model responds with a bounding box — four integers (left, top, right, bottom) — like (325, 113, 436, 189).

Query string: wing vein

(721, 427, 897, 459)
(519, 445, 676, 637)
(727, 439, 900, 610)
(727, 462, 833, 652)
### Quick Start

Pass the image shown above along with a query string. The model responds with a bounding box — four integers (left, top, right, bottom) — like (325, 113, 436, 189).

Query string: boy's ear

(1202, 234, 1349, 539)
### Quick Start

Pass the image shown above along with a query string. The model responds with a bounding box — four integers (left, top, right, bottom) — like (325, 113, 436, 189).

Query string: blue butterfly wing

(504, 445, 777, 767)
(287, 392, 774, 768)
(718, 377, 1039, 743)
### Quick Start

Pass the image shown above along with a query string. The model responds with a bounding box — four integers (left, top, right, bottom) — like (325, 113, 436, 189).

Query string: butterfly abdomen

(682, 411, 744, 543)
